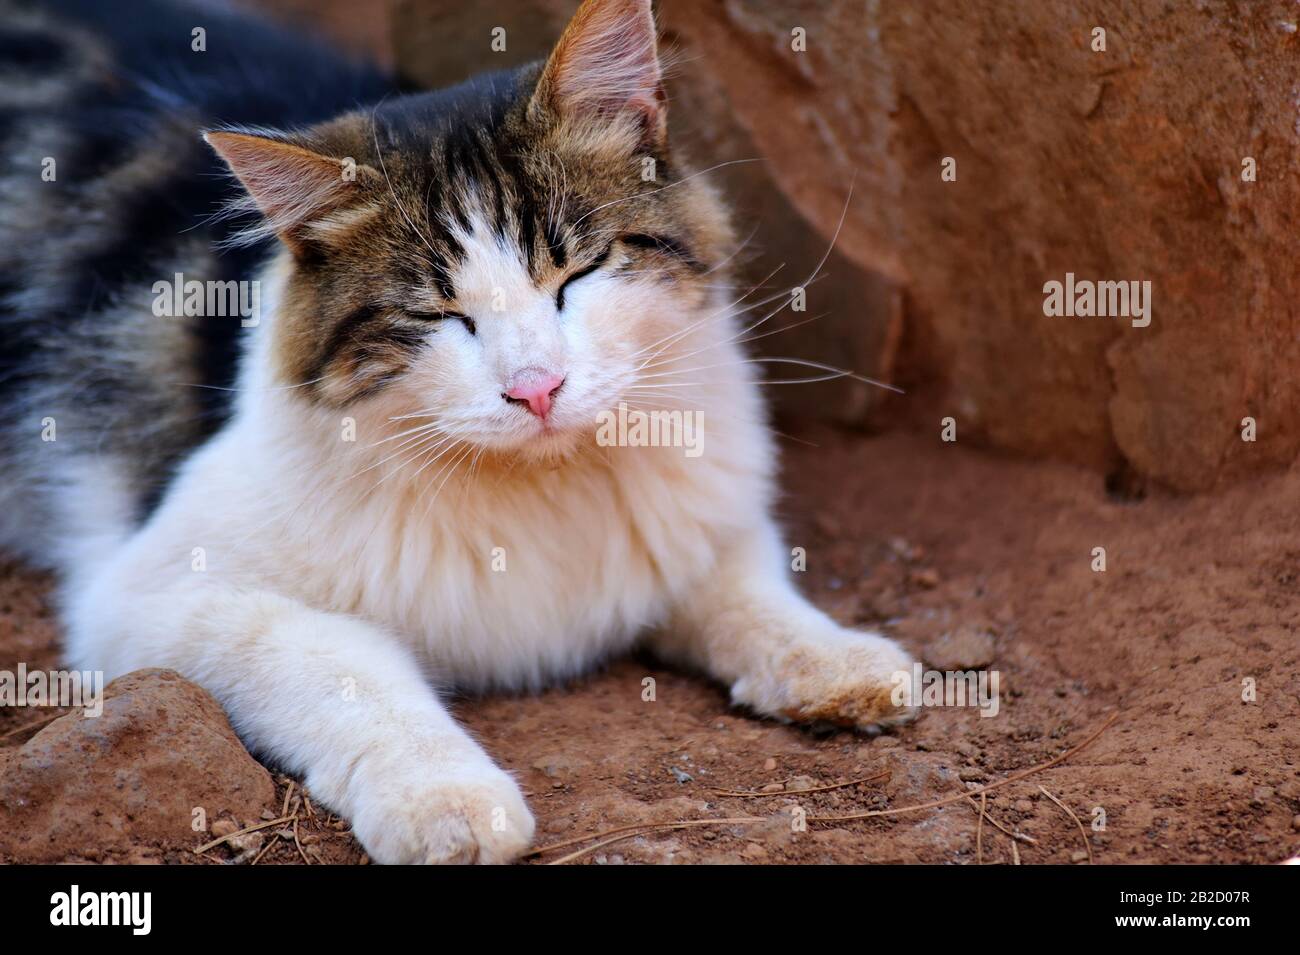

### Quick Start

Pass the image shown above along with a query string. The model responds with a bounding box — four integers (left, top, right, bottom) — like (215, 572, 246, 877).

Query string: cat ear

(532, 0, 665, 146)
(204, 129, 374, 249)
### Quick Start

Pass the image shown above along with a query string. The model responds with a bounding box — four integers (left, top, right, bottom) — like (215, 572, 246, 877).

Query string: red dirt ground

(2, 426, 1297, 864)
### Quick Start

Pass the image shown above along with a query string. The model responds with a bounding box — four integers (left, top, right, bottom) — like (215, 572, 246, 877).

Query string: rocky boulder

(0, 668, 275, 863)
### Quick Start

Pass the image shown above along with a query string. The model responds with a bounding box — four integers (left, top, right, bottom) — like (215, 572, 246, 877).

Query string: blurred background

(249, 0, 1300, 495)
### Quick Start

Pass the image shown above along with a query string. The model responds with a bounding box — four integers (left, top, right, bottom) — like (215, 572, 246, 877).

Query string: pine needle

(1038, 784, 1093, 864)
(529, 712, 1118, 864)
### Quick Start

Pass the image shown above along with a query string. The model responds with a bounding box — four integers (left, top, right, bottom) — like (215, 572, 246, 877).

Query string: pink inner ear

(205, 131, 354, 237)
(545, 0, 663, 124)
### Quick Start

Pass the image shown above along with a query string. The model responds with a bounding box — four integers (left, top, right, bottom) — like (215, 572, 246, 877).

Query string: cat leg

(654, 521, 919, 731)
(65, 583, 534, 864)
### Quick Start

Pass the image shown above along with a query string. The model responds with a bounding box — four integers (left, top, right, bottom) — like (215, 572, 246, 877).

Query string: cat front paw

(348, 761, 535, 865)
(731, 626, 918, 733)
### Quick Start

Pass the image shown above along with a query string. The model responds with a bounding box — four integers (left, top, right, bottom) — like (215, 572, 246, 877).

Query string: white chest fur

(107, 391, 772, 692)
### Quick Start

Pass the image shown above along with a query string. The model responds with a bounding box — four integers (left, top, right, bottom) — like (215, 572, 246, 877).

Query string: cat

(0, 0, 916, 863)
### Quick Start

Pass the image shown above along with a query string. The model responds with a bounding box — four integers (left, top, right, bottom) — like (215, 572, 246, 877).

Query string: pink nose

(503, 369, 565, 418)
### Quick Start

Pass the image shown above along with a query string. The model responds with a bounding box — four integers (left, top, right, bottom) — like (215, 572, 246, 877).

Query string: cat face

(209, 0, 732, 463)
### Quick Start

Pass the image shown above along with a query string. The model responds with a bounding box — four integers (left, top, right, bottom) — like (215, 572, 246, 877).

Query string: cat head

(206, 0, 733, 464)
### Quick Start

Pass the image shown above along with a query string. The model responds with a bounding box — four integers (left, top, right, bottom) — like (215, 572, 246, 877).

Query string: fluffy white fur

(42, 0, 918, 865)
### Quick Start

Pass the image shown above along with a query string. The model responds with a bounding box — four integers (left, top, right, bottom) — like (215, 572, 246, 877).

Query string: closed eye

(407, 308, 476, 335)
(617, 232, 703, 271)
(556, 246, 611, 312)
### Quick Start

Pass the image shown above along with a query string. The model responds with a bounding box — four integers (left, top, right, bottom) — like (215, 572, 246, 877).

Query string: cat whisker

(360, 432, 460, 499)
(388, 408, 444, 422)
(634, 245, 835, 374)
(172, 375, 328, 394)
(633, 183, 856, 374)
(364, 419, 445, 450)
(354, 430, 458, 484)
(570, 158, 765, 230)
(638, 356, 902, 393)
(369, 109, 444, 265)
(626, 264, 788, 366)
(703, 222, 761, 278)
(633, 284, 831, 375)
(418, 443, 476, 518)
(614, 395, 819, 449)
(358, 430, 450, 474)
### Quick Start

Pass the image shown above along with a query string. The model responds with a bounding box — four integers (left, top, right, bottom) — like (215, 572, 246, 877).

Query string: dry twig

(1038, 784, 1093, 864)
(529, 712, 1118, 864)
(194, 815, 297, 854)
(711, 770, 889, 798)
(292, 815, 312, 865)
(0, 712, 63, 740)
(963, 794, 1037, 845)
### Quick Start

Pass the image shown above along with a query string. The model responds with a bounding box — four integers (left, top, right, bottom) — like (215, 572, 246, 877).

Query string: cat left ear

(204, 130, 374, 250)
(531, 0, 666, 147)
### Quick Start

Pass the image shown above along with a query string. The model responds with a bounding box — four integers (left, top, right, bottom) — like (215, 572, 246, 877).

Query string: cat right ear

(204, 130, 376, 251)
(531, 0, 666, 148)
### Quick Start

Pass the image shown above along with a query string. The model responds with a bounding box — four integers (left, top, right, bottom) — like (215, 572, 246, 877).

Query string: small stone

(763, 757, 777, 771)
(786, 775, 818, 792)
(531, 754, 573, 780)
(924, 625, 996, 670)
(1014, 799, 1034, 813)
(751, 813, 796, 847)
(1071, 850, 1089, 862)
(910, 568, 940, 589)
(228, 829, 264, 864)
(210, 818, 239, 840)
(760, 782, 785, 794)
(888, 538, 924, 561)
(1277, 781, 1300, 800)
(670, 766, 693, 784)
(1290, 815, 1300, 831)
(0, 669, 276, 864)
(740, 842, 769, 860)
(958, 768, 986, 782)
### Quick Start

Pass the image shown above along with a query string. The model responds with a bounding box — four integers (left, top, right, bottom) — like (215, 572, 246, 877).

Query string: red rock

(0, 669, 275, 863)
